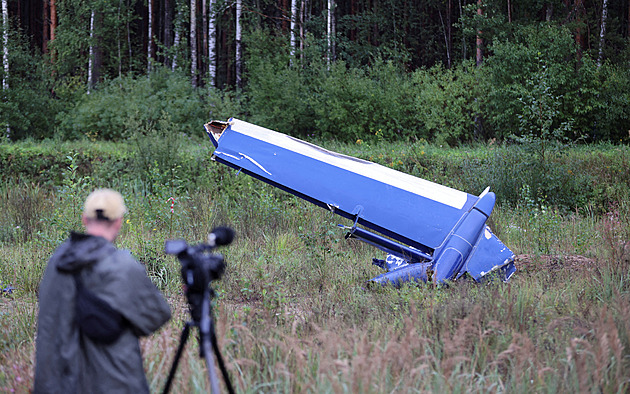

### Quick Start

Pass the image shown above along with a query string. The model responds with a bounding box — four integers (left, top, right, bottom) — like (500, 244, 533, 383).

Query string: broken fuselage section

(206, 118, 515, 286)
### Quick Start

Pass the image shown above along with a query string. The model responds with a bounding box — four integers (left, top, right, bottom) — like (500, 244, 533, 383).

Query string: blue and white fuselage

(206, 118, 515, 286)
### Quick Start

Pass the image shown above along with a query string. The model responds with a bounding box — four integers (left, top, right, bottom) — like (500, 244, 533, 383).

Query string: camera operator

(34, 189, 171, 394)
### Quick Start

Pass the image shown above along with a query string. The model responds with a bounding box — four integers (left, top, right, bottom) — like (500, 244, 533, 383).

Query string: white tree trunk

(172, 0, 181, 71)
(148, 0, 154, 72)
(2, 0, 8, 92)
(235, 0, 242, 88)
(597, 0, 608, 67)
(208, 0, 216, 87)
(88, 10, 95, 93)
(191, 0, 198, 87)
(2, 0, 9, 138)
(327, 0, 332, 68)
(290, 0, 297, 64)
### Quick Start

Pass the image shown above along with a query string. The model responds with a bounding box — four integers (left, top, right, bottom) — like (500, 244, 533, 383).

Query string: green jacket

(34, 232, 171, 394)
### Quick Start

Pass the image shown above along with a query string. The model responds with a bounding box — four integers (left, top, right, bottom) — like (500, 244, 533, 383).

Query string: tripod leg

(201, 335, 222, 394)
(209, 325, 235, 394)
(163, 321, 192, 394)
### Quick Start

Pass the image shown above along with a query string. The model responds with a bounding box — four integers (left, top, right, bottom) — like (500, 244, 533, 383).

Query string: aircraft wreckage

(205, 118, 516, 286)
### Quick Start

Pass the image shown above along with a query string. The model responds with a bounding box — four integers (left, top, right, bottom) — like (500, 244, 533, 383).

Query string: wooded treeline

(1, 0, 629, 143)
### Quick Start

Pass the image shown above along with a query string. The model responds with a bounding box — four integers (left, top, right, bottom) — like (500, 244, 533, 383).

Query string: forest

(1, 0, 630, 143)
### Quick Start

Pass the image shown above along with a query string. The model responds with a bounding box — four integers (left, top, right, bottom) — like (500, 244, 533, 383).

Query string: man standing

(34, 189, 171, 393)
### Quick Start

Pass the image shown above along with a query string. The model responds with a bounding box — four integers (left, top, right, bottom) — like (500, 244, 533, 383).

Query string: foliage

(244, 30, 420, 143)
(0, 28, 58, 140)
(242, 29, 318, 136)
(411, 61, 487, 145)
(50, 0, 144, 78)
(311, 59, 419, 142)
(55, 68, 211, 140)
(591, 63, 630, 142)
(483, 24, 576, 138)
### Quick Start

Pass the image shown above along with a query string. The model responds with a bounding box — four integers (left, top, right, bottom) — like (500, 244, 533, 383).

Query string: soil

(515, 253, 599, 275)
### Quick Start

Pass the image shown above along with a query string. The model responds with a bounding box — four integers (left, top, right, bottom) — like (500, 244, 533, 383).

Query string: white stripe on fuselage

(226, 118, 468, 210)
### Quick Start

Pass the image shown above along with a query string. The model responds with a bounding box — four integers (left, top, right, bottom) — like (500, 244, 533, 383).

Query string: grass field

(1, 138, 629, 393)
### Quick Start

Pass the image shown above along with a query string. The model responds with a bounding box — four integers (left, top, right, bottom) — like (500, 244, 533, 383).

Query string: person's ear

(114, 217, 123, 231)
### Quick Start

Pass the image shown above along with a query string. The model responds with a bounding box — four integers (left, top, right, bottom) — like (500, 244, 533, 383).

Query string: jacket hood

(55, 232, 117, 273)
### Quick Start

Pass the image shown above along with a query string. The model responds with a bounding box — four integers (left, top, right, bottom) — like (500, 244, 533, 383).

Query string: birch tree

(290, 0, 297, 65)
(597, 0, 608, 67)
(88, 10, 96, 93)
(88, 4, 104, 92)
(202, 0, 207, 65)
(2, 0, 7, 92)
(327, 0, 334, 68)
(148, 0, 154, 72)
(208, 0, 216, 87)
(191, 0, 197, 87)
(2, 0, 8, 138)
(236, 0, 242, 88)
(172, 0, 182, 70)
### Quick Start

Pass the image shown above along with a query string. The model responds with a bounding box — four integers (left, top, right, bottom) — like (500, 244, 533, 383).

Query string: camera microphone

(207, 227, 235, 247)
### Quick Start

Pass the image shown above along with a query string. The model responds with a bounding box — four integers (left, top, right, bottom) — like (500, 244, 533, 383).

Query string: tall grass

(0, 141, 629, 392)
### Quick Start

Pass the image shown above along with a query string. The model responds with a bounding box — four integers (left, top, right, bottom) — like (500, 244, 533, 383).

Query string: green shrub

(312, 59, 420, 143)
(483, 24, 589, 140)
(55, 68, 210, 141)
(411, 62, 486, 145)
(242, 29, 318, 136)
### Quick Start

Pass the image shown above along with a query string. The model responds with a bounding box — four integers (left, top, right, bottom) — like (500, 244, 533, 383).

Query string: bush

(243, 29, 318, 136)
(244, 29, 420, 142)
(411, 62, 486, 145)
(55, 68, 211, 141)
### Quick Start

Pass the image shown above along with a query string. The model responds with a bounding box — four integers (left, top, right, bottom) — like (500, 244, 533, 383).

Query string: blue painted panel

(464, 226, 516, 282)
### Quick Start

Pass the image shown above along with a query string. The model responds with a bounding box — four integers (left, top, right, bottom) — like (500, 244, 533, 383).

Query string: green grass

(0, 139, 629, 392)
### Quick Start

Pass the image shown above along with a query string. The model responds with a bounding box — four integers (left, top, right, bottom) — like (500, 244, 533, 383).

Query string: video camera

(163, 226, 236, 394)
(165, 226, 234, 321)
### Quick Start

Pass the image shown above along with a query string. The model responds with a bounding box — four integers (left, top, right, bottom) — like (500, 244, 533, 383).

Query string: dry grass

(1, 181, 630, 393)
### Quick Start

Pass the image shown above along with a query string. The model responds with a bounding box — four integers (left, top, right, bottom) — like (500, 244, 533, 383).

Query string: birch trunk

(208, 0, 216, 87)
(191, 0, 197, 87)
(327, 0, 333, 68)
(88, 10, 95, 93)
(597, 0, 608, 67)
(290, 0, 297, 64)
(2, 0, 7, 92)
(236, 0, 242, 88)
(202, 0, 207, 61)
(173, 0, 181, 70)
(148, 0, 154, 72)
(88, 8, 103, 92)
(2, 0, 9, 138)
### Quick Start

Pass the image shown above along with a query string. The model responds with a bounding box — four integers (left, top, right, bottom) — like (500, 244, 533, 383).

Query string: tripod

(162, 285, 234, 394)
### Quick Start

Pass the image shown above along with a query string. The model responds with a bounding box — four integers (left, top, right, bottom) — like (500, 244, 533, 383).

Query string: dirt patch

(515, 254, 598, 274)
